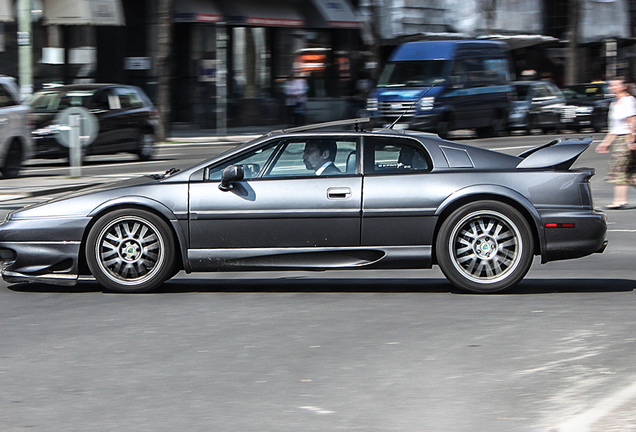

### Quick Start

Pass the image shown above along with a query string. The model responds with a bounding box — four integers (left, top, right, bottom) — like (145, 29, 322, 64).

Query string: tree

(156, 0, 173, 142)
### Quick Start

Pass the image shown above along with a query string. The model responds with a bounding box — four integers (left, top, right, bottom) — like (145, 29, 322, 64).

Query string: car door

(0, 85, 12, 143)
(360, 136, 437, 253)
(188, 137, 362, 270)
(89, 88, 125, 153)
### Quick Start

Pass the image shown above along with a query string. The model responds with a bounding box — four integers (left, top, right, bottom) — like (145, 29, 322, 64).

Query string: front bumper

(539, 209, 607, 263)
(32, 135, 69, 159)
(0, 215, 90, 286)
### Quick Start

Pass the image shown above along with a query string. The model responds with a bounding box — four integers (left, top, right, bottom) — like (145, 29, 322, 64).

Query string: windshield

(30, 90, 95, 113)
(378, 60, 447, 87)
(562, 85, 610, 101)
(514, 84, 530, 99)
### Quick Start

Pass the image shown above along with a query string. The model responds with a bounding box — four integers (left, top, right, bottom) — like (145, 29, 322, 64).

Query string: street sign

(54, 106, 98, 147)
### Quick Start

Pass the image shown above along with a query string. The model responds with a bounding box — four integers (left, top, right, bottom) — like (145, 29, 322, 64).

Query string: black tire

(436, 116, 451, 140)
(1, 141, 22, 179)
(86, 209, 175, 293)
(436, 201, 534, 293)
(137, 131, 155, 161)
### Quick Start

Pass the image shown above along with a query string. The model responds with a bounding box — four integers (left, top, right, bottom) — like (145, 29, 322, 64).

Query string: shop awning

(43, 0, 124, 26)
(0, 0, 13, 22)
(306, 0, 361, 29)
(477, 34, 559, 50)
(174, 0, 223, 23)
(224, 0, 304, 27)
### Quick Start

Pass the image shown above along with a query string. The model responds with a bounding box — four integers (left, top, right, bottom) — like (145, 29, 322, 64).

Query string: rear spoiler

(516, 137, 593, 170)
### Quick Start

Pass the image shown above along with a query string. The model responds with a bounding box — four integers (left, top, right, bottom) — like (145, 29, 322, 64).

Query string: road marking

(608, 229, 636, 233)
(556, 378, 636, 432)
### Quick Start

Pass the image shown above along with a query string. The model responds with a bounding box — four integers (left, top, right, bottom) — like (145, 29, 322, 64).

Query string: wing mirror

(219, 165, 244, 191)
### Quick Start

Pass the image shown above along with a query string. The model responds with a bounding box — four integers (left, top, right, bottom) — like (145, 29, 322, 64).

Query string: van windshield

(378, 60, 447, 87)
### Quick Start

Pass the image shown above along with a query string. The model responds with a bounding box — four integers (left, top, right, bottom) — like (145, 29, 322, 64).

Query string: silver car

(0, 76, 32, 178)
(0, 120, 607, 293)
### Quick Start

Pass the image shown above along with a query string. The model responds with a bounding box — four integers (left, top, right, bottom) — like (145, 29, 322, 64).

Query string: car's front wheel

(1, 140, 22, 178)
(436, 201, 534, 293)
(137, 131, 155, 161)
(86, 209, 175, 293)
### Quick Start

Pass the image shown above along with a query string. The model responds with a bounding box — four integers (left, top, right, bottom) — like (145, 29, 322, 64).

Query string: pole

(69, 114, 82, 178)
(216, 23, 227, 136)
(565, 0, 580, 85)
(17, 0, 32, 100)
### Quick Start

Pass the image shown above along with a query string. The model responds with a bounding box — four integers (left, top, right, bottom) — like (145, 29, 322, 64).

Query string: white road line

(608, 230, 636, 233)
(556, 378, 636, 432)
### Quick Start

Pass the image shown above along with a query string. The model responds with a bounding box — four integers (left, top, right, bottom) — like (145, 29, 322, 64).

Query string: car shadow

(6, 277, 635, 295)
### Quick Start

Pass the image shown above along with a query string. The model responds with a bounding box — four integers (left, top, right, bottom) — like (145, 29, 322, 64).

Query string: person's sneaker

(605, 203, 630, 210)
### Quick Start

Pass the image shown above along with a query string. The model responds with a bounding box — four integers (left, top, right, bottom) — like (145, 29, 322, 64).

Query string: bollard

(69, 113, 81, 178)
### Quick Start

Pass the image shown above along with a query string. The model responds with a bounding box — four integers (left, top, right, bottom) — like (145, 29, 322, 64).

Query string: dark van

(366, 40, 513, 138)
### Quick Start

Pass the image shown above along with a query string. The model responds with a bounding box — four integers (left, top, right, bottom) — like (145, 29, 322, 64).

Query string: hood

(9, 176, 160, 220)
(516, 137, 592, 170)
(374, 86, 444, 101)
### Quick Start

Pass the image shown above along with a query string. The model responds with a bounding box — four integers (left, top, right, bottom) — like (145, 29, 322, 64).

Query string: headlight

(576, 106, 594, 114)
(32, 124, 61, 136)
(366, 98, 378, 111)
(419, 97, 435, 111)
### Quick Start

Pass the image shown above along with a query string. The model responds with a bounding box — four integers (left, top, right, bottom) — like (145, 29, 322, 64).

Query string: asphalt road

(0, 131, 635, 432)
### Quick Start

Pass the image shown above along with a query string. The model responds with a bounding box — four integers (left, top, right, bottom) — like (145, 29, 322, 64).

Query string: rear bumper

(539, 209, 607, 263)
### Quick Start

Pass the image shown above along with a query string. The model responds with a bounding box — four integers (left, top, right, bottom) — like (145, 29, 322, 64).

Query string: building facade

(1, 0, 635, 130)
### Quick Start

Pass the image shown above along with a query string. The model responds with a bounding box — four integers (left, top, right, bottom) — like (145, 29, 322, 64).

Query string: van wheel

(489, 115, 507, 137)
(1, 141, 22, 179)
(437, 117, 450, 139)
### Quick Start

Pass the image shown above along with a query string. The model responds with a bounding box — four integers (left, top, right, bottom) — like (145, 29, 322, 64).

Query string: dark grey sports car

(0, 120, 607, 293)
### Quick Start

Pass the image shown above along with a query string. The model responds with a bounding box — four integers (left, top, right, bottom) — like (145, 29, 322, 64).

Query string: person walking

(284, 72, 308, 126)
(596, 77, 636, 209)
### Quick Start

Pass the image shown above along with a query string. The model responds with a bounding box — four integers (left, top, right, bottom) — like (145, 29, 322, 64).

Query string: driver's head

(303, 140, 337, 171)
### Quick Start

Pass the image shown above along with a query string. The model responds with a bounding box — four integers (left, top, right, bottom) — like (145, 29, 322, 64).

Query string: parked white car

(0, 76, 32, 178)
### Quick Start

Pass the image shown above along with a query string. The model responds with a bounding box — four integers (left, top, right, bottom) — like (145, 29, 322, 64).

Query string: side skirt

(187, 246, 432, 272)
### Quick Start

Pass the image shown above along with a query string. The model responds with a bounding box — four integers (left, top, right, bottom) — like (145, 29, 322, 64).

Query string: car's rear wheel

(137, 131, 155, 161)
(86, 209, 175, 293)
(436, 201, 534, 293)
(1, 140, 22, 179)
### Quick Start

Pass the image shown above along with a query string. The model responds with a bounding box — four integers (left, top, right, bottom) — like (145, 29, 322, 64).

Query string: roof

(389, 40, 508, 62)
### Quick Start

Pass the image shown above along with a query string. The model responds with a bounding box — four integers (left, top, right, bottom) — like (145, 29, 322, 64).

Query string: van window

(463, 58, 485, 87)
(378, 60, 447, 87)
(483, 58, 509, 85)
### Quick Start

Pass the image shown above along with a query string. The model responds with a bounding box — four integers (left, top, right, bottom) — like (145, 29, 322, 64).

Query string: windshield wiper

(149, 167, 180, 179)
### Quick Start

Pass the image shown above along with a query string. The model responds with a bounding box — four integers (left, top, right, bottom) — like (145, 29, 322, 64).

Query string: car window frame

(362, 135, 433, 175)
(261, 137, 360, 179)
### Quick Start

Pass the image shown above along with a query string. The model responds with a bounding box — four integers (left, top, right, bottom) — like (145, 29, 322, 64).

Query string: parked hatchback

(30, 84, 159, 161)
(508, 81, 566, 134)
(0, 76, 32, 178)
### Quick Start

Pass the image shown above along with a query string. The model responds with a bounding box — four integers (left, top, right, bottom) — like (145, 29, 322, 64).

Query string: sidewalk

(0, 126, 269, 202)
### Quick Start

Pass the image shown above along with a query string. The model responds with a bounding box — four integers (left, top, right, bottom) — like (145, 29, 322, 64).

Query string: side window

(365, 137, 431, 174)
(265, 138, 357, 177)
(463, 58, 485, 87)
(534, 85, 551, 99)
(0, 85, 17, 107)
(483, 58, 508, 85)
(114, 87, 144, 109)
(208, 141, 279, 180)
(92, 90, 111, 110)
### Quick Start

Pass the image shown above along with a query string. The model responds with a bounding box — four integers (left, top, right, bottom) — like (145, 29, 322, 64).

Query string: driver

(302, 140, 341, 176)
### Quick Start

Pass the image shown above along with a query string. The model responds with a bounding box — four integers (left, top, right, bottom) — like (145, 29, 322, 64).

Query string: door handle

(327, 187, 351, 199)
